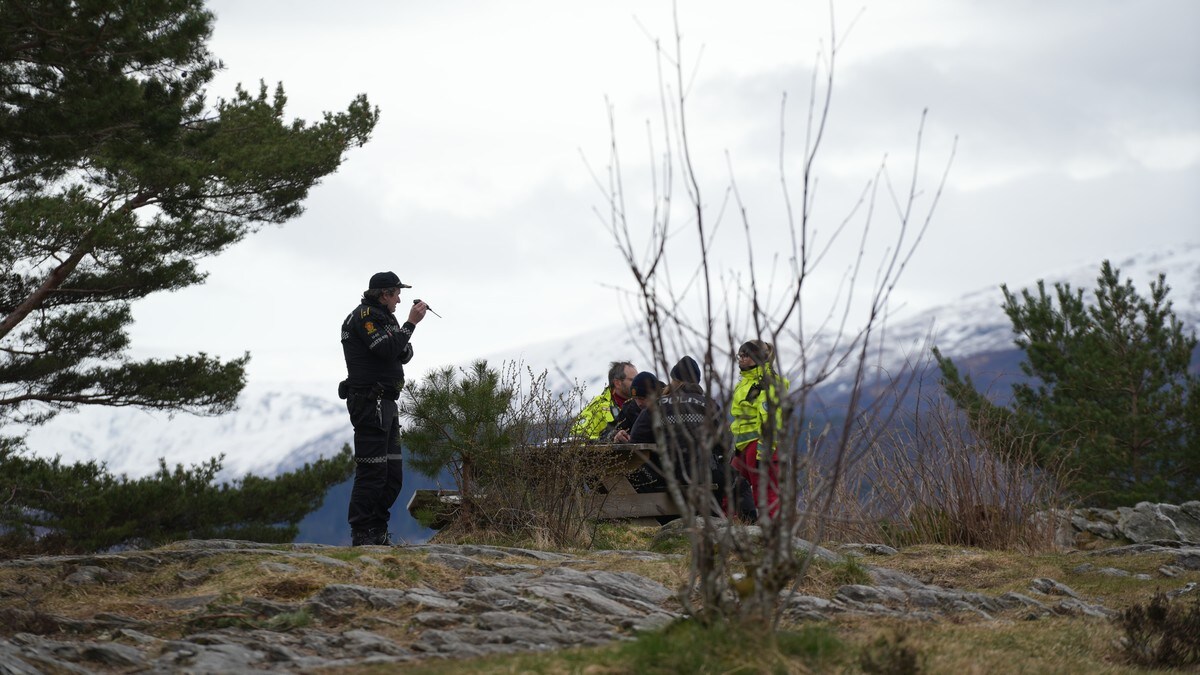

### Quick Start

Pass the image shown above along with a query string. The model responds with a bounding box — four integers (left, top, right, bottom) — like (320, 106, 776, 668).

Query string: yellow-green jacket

(572, 387, 619, 439)
(729, 364, 790, 459)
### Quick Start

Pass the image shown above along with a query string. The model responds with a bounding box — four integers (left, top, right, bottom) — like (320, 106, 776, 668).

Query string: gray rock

(416, 544, 573, 562)
(153, 594, 217, 611)
(1030, 578, 1080, 598)
(542, 567, 674, 605)
(1162, 502, 1200, 542)
(475, 611, 547, 631)
(340, 629, 412, 656)
(1054, 598, 1115, 619)
(299, 554, 353, 568)
(425, 552, 536, 573)
(0, 641, 93, 675)
(780, 593, 842, 620)
(839, 543, 899, 557)
(1083, 520, 1116, 538)
(116, 628, 163, 646)
(0, 639, 47, 675)
(793, 538, 844, 564)
(406, 587, 460, 610)
(1166, 582, 1197, 599)
(64, 565, 132, 585)
(590, 549, 683, 562)
(866, 565, 931, 590)
(11, 525, 1198, 673)
(411, 612, 469, 628)
(997, 591, 1052, 617)
(176, 569, 213, 585)
(835, 585, 908, 606)
(1117, 503, 1185, 543)
(1096, 567, 1130, 577)
(311, 584, 407, 610)
(157, 640, 269, 672)
(1177, 552, 1200, 570)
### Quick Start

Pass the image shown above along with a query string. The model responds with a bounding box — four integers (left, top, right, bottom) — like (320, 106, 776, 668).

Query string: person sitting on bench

(609, 371, 664, 443)
(626, 356, 726, 506)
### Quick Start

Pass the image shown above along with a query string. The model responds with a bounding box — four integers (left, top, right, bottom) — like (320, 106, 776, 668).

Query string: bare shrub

(839, 386, 1072, 551)
(471, 440, 629, 549)
(588, 7, 954, 627)
(406, 360, 629, 549)
(1117, 593, 1200, 668)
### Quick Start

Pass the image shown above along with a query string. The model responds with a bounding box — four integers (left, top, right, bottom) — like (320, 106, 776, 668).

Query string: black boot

(351, 528, 392, 546)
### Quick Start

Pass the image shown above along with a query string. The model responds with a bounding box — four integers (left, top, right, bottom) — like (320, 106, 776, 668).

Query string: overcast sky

(125, 0, 1199, 389)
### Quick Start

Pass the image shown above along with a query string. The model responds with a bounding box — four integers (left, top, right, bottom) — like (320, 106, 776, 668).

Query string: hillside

(1, 511, 1197, 673)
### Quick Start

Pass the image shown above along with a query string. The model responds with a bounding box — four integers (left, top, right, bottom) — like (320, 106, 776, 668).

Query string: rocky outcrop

(1, 526, 1197, 673)
(1048, 501, 1200, 549)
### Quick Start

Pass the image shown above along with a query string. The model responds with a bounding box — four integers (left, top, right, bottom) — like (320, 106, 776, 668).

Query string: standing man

(571, 360, 637, 439)
(340, 271, 428, 546)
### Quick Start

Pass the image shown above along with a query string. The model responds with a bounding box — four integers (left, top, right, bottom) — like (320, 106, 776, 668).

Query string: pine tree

(935, 261, 1199, 507)
(0, 0, 379, 427)
(0, 440, 355, 555)
(400, 361, 518, 520)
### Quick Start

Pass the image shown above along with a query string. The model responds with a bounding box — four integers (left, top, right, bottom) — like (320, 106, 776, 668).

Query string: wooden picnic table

(575, 443, 678, 521)
(406, 442, 686, 527)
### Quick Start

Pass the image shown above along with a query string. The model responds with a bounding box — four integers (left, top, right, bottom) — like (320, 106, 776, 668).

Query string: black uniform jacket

(341, 296, 415, 396)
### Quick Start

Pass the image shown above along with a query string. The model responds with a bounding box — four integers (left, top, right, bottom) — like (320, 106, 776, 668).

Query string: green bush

(0, 442, 353, 555)
(936, 260, 1199, 507)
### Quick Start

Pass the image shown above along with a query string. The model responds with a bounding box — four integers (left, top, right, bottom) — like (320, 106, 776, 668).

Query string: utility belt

(338, 380, 401, 401)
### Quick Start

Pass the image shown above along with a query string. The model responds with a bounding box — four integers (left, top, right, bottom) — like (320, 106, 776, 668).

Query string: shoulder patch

(360, 307, 371, 318)
(364, 321, 377, 334)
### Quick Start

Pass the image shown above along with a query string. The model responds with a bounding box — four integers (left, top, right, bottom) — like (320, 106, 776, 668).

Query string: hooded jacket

(730, 363, 790, 459)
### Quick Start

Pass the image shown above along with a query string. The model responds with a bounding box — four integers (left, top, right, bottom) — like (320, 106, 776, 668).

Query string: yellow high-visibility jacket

(571, 387, 619, 439)
(729, 364, 790, 459)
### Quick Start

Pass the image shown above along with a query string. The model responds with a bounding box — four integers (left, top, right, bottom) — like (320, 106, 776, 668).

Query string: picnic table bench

(406, 443, 685, 528)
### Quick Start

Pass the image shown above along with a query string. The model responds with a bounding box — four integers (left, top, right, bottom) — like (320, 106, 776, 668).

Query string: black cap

(670, 356, 701, 384)
(368, 271, 412, 290)
(630, 371, 664, 398)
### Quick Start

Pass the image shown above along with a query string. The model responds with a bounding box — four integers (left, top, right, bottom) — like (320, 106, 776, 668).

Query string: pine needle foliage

(0, 0, 379, 430)
(935, 260, 1199, 507)
(0, 439, 354, 555)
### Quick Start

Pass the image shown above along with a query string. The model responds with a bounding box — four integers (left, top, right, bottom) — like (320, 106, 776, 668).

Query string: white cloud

(113, 0, 1200, 388)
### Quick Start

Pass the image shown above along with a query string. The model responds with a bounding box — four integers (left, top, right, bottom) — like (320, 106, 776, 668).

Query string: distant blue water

(294, 466, 449, 546)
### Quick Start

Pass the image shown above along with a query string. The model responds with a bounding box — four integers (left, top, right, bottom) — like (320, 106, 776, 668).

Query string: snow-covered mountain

(18, 381, 350, 482)
(14, 244, 1199, 481)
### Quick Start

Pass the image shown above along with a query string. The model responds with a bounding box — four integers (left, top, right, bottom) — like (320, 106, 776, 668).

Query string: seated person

(605, 371, 664, 443)
(626, 356, 723, 496)
(570, 361, 637, 440)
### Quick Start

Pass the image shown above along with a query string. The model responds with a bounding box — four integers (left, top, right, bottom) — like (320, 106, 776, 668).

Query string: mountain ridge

(19, 244, 1199, 481)
(12, 245, 1198, 544)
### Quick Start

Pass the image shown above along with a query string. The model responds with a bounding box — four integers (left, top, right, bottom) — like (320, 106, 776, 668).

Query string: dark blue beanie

(630, 371, 664, 397)
(670, 356, 701, 384)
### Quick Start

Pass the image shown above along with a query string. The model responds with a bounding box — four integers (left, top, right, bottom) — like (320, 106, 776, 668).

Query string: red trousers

(731, 439, 780, 519)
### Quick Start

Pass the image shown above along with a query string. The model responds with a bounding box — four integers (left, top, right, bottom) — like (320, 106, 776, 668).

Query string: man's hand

(408, 300, 428, 324)
(613, 429, 631, 443)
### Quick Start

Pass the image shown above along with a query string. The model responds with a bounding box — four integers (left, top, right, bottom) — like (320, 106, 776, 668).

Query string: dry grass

(1, 525, 1195, 674)
(801, 392, 1074, 557)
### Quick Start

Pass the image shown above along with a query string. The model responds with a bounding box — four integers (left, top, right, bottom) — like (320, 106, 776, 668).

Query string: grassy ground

(2, 524, 1196, 674)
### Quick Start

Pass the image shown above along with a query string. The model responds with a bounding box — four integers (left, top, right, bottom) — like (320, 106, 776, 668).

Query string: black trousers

(346, 394, 403, 533)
